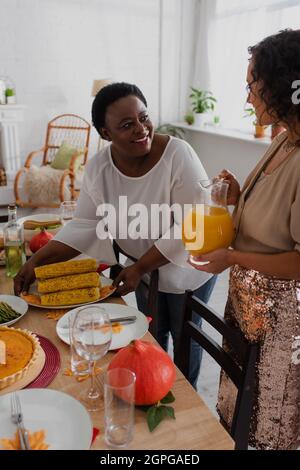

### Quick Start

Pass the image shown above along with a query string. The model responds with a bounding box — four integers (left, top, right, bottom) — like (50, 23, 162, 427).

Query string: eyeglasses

(246, 81, 256, 95)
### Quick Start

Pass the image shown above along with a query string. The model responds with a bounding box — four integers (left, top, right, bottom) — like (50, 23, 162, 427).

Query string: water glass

(71, 306, 112, 411)
(68, 315, 91, 377)
(104, 368, 136, 448)
(60, 201, 77, 224)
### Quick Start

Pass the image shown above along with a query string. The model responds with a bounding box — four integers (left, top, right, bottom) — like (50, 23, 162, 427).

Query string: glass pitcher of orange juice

(182, 179, 234, 263)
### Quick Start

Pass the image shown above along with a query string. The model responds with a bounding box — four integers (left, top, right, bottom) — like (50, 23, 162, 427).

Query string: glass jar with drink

(60, 200, 77, 225)
(3, 205, 26, 277)
(182, 179, 234, 264)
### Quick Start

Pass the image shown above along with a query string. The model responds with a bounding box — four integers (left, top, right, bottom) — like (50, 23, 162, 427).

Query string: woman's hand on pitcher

(216, 169, 240, 206)
(188, 248, 235, 274)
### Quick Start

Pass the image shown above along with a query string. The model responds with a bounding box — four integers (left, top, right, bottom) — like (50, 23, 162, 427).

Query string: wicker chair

(14, 114, 91, 208)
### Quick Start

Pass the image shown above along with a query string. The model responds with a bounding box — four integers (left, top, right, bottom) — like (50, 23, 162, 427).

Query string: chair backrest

(176, 290, 258, 450)
(43, 114, 91, 165)
(110, 241, 159, 340)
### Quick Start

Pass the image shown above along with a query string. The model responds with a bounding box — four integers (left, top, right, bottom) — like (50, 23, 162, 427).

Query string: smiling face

(246, 60, 276, 126)
(100, 95, 154, 159)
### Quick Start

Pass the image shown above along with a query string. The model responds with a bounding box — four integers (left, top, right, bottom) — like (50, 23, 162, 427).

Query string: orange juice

(182, 205, 234, 256)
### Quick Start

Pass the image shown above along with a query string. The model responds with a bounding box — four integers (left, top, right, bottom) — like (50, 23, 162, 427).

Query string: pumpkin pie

(0, 327, 39, 390)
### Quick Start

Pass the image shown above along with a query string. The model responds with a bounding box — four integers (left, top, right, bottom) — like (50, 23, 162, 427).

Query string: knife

(59, 315, 137, 330)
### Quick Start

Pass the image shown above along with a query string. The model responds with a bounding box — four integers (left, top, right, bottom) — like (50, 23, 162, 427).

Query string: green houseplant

(244, 107, 268, 138)
(184, 110, 194, 126)
(5, 88, 16, 104)
(189, 88, 217, 126)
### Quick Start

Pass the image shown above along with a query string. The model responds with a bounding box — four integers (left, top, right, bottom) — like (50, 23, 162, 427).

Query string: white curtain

(193, 0, 300, 130)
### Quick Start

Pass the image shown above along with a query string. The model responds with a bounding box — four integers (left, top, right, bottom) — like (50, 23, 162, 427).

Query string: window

(194, 0, 300, 131)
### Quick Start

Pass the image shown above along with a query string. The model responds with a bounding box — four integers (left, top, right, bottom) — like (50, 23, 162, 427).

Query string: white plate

(18, 213, 62, 242)
(26, 275, 116, 309)
(0, 295, 28, 326)
(56, 303, 149, 350)
(0, 389, 93, 450)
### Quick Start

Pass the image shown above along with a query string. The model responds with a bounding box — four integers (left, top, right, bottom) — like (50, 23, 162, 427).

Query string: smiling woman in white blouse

(14, 82, 216, 388)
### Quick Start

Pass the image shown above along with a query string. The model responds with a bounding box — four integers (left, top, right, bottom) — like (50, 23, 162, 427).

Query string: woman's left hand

(188, 249, 235, 274)
(113, 264, 143, 296)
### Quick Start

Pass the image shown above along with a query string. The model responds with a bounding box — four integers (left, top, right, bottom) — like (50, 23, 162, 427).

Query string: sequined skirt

(217, 265, 300, 450)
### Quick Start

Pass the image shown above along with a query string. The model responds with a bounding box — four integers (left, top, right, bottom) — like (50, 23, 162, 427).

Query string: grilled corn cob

(41, 287, 100, 306)
(38, 272, 100, 294)
(35, 259, 97, 279)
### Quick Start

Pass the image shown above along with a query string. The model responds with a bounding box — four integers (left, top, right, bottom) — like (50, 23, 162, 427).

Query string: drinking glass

(104, 368, 136, 448)
(68, 315, 91, 377)
(71, 306, 112, 411)
(60, 201, 77, 225)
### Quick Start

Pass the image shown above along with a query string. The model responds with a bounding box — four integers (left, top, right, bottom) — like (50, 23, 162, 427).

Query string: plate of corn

(56, 303, 149, 350)
(0, 295, 28, 326)
(21, 259, 116, 309)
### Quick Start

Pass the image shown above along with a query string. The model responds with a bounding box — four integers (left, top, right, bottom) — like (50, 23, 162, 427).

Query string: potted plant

(189, 88, 217, 127)
(5, 88, 16, 104)
(184, 110, 194, 126)
(213, 115, 220, 127)
(244, 107, 267, 138)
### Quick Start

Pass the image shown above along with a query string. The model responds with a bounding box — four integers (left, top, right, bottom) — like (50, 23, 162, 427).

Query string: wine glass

(60, 200, 77, 225)
(71, 306, 112, 411)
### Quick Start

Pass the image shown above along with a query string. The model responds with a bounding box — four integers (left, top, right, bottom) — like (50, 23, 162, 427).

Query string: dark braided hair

(248, 29, 300, 125)
(92, 82, 147, 135)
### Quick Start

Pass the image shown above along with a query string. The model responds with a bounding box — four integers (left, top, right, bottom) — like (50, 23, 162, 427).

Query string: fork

(10, 393, 30, 450)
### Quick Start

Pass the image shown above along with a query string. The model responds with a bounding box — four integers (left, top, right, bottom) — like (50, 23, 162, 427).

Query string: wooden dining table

(0, 267, 234, 450)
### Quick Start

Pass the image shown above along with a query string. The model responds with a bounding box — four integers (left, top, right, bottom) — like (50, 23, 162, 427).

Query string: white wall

(0, 0, 197, 164)
(183, 130, 269, 186)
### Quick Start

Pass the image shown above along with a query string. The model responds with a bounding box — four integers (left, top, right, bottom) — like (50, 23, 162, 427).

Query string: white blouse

(54, 137, 212, 293)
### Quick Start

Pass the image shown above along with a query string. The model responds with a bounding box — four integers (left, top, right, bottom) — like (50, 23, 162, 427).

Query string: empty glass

(60, 201, 77, 225)
(104, 368, 136, 448)
(71, 306, 112, 411)
(68, 314, 90, 377)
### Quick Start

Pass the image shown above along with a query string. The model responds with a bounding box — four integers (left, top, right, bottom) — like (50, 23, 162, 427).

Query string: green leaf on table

(160, 390, 175, 404)
(146, 404, 176, 432)
(160, 405, 175, 420)
(147, 406, 165, 432)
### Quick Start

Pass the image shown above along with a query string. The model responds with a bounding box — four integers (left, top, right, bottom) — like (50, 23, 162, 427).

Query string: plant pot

(271, 124, 285, 140)
(194, 113, 206, 127)
(6, 95, 16, 104)
(254, 125, 266, 138)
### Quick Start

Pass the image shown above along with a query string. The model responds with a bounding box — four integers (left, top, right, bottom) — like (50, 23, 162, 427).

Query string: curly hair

(248, 29, 300, 125)
(91, 82, 147, 135)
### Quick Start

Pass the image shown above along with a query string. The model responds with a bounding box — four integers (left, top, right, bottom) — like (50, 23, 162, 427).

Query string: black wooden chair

(110, 241, 159, 340)
(176, 289, 258, 450)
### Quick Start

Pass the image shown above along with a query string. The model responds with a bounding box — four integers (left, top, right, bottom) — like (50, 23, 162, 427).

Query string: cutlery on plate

(58, 315, 137, 330)
(10, 393, 31, 450)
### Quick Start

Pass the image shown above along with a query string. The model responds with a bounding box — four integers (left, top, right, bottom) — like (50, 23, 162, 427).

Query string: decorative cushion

(24, 165, 71, 205)
(50, 141, 84, 171)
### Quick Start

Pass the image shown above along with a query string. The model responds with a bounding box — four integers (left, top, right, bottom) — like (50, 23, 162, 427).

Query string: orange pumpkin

(108, 340, 176, 405)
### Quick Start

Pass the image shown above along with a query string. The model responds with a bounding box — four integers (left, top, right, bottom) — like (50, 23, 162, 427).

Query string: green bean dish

(0, 302, 21, 324)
